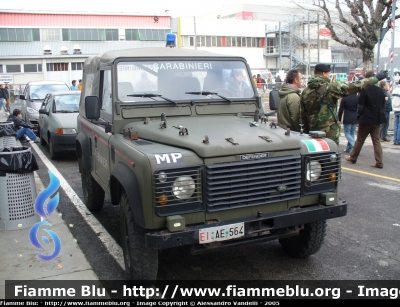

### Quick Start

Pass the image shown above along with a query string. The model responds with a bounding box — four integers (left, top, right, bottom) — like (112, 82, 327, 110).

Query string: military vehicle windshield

(116, 60, 255, 102)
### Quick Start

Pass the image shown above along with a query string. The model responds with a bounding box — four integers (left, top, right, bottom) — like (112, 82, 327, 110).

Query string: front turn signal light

(329, 173, 336, 182)
(158, 194, 168, 205)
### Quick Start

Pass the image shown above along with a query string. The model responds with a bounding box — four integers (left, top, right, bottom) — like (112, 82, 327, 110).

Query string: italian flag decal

(302, 138, 330, 152)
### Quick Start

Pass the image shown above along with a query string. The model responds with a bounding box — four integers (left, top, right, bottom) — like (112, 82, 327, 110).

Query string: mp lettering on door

(154, 153, 184, 165)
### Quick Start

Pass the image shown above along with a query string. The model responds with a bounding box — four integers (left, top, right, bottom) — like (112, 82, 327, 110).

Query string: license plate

(199, 222, 244, 244)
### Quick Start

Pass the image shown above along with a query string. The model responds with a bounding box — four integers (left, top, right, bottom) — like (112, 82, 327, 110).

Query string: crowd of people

(277, 63, 394, 169)
(70, 79, 83, 91)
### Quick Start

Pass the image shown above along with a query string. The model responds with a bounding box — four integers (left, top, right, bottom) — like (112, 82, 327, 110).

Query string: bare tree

(342, 46, 364, 68)
(312, 0, 400, 72)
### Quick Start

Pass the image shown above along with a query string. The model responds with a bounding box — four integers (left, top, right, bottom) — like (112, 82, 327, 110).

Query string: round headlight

(172, 176, 196, 200)
(158, 172, 167, 183)
(329, 154, 338, 162)
(306, 161, 322, 182)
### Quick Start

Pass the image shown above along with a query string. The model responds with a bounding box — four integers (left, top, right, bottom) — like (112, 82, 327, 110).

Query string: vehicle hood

(125, 116, 304, 158)
(29, 100, 43, 110)
(53, 113, 79, 129)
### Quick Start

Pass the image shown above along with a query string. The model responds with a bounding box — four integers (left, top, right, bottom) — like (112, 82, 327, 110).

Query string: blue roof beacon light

(166, 33, 177, 48)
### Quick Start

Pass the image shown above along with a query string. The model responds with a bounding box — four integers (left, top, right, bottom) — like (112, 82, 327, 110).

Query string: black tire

(40, 130, 47, 145)
(80, 158, 105, 211)
(279, 220, 327, 258)
(48, 136, 58, 160)
(120, 191, 158, 280)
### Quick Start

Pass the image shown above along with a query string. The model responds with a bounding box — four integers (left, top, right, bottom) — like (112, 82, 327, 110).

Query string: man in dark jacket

(7, 109, 40, 142)
(338, 93, 358, 153)
(345, 71, 386, 168)
(277, 69, 303, 132)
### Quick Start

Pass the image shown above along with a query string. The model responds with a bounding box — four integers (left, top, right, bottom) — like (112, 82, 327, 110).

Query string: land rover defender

(76, 48, 347, 280)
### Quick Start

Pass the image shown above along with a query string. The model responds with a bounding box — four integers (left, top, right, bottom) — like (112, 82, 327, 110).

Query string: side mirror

(85, 96, 100, 120)
(39, 109, 49, 116)
(19, 94, 25, 100)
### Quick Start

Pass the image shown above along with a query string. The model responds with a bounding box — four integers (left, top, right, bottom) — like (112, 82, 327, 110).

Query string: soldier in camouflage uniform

(300, 64, 388, 145)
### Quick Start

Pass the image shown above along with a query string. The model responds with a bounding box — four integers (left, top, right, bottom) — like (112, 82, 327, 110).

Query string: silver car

(38, 91, 80, 159)
(20, 80, 70, 131)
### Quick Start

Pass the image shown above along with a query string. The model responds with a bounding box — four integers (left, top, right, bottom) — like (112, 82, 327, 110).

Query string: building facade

(0, 10, 171, 86)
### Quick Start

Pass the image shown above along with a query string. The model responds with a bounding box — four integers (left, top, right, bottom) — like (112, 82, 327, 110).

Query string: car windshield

(116, 60, 255, 103)
(54, 94, 80, 112)
(30, 84, 69, 100)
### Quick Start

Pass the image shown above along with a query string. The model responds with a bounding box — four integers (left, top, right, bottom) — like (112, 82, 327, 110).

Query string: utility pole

(375, 28, 388, 70)
(389, 0, 396, 94)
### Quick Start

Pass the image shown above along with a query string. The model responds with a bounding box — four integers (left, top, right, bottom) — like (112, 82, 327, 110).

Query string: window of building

(6, 65, 21, 73)
(46, 63, 68, 71)
(71, 62, 83, 70)
(0, 65, 3, 73)
(320, 40, 329, 49)
(61, 28, 118, 41)
(189, 36, 194, 46)
(0, 28, 40, 42)
(136, 29, 171, 41)
(41, 29, 62, 41)
(24, 64, 42, 73)
(105, 29, 118, 41)
(125, 29, 139, 41)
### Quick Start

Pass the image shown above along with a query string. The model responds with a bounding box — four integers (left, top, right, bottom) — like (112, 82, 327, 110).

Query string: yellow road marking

(341, 167, 400, 183)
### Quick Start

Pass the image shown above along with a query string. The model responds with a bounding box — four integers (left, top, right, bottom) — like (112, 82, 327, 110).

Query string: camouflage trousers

(310, 122, 341, 146)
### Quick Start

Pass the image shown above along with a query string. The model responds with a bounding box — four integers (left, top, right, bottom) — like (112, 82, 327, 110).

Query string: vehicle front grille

(205, 155, 301, 211)
(304, 153, 341, 187)
(153, 167, 203, 216)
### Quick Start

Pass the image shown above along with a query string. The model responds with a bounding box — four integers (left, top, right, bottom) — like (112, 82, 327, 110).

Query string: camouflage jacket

(300, 76, 378, 144)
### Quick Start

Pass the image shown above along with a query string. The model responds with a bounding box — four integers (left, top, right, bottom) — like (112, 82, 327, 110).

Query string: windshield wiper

(57, 110, 75, 113)
(127, 93, 177, 106)
(185, 91, 232, 103)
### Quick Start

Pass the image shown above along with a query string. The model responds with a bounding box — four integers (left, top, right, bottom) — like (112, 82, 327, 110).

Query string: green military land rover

(76, 48, 347, 280)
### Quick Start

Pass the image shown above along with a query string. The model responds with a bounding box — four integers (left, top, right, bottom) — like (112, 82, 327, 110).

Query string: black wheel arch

(76, 132, 91, 173)
(111, 162, 145, 228)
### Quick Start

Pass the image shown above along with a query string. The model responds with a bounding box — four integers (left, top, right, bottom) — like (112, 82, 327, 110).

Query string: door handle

(95, 137, 97, 148)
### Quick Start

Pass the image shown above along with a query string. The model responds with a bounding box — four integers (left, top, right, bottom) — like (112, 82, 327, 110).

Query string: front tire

(48, 136, 58, 160)
(120, 191, 158, 280)
(40, 130, 47, 145)
(279, 220, 327, 258)
(80, 158, 105, 211)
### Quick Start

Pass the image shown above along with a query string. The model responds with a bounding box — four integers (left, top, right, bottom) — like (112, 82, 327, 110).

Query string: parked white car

(38, 91, 80, 159)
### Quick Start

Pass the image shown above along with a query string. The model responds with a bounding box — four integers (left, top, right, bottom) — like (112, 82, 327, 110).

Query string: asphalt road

(28, 134, 400, 284)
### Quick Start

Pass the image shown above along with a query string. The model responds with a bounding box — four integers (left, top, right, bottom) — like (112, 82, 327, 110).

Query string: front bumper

(50, 133, 77, 153)
(145, 201, 347, 252)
